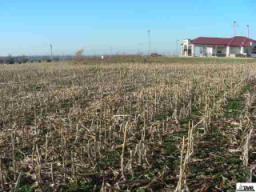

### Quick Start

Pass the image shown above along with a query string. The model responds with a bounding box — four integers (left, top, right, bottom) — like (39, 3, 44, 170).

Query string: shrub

(20, 55, 28, 63)
(53, 57, 60, 62)
(6, 55, 15, 64)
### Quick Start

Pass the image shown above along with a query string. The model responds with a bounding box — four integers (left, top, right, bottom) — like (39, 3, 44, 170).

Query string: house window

(252, 46, 256, 53)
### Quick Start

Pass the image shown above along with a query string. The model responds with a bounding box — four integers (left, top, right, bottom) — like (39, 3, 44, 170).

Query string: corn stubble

(0, 61, 255, 191)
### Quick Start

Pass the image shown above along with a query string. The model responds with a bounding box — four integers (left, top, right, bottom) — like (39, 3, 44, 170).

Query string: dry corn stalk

(250, 166, 256, 182)
(121, 121, 129, 179)
(242, 128, 253, 167)
(176, 136, 186, 192)
(176, 123, 194, 192)
(0, 158, 4, 190)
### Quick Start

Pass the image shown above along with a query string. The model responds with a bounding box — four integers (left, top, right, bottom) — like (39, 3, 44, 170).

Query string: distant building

(181, 36, 256, 57)
(150, 53, 161, 57)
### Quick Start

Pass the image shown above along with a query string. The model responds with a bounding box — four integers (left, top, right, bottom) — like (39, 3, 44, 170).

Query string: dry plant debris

(0, 60, 256, 191)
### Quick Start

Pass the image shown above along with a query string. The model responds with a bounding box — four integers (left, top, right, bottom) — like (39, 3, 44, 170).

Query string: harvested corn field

(0, 60, 256, 191)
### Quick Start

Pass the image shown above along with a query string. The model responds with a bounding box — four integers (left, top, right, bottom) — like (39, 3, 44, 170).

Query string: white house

(181, 36, 256, 57)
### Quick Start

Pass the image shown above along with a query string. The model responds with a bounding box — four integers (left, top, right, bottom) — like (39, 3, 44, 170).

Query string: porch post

(240, 46, 244, 54)
(191, 44, 195, 57)
(226, 46, 230, 57)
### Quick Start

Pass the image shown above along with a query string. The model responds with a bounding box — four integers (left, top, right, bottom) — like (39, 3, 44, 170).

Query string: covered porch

(196, 45, 227, 57)
(182, 44, 229, 57)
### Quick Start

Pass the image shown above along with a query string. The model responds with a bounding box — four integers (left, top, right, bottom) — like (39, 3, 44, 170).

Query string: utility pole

(109, 46, 112, 55)
(176, 40, 179, 56)
(148, 30, 151, 56)
(233, 21, 237, 37)
(50, 44, 53, 60)
(247, 25, 250, 38)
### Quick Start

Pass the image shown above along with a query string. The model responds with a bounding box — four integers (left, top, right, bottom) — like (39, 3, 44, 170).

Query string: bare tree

(75, 49, 84, 63)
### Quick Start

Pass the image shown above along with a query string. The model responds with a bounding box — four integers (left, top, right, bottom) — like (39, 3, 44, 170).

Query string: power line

(50, 44, 53, 60)
(109, 46, 112, 55)
(233, 21, 237, 37)
(247, 25, 250, 38)
(176, 40, 179, 56)
(148, 30, 151, 56)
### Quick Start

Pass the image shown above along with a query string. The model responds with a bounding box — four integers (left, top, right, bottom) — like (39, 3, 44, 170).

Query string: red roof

(191, 36, 256, 47)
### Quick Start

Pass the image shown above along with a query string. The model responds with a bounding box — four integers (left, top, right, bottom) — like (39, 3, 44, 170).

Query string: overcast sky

(0, 0, 255, 56)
